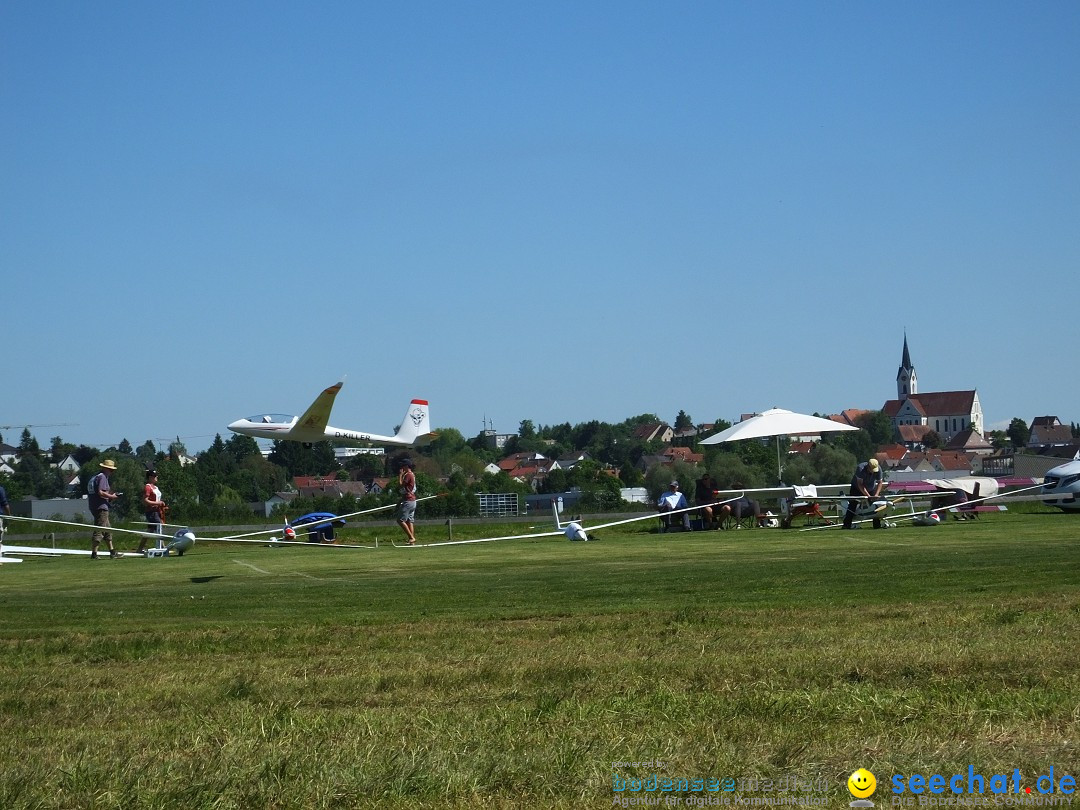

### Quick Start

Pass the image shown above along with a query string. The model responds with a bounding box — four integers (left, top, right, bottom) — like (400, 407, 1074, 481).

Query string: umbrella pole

(776, 435, 783, 485)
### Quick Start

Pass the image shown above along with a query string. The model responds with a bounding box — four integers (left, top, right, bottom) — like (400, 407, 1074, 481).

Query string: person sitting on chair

(657, 481, 691, 531)
(695, 473, 719, 530)
(716, 483, 760, 529)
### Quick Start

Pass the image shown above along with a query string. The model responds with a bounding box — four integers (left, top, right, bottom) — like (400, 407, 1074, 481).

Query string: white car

(1041, 459, 1080, 512)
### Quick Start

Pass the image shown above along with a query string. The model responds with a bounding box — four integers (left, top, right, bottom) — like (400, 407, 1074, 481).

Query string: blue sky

(2, 1, 1078, 453)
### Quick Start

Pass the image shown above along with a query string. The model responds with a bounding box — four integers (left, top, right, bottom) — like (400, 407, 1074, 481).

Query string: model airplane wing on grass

(0, 496, 448, 559)
(404, 495, 746, 547)
(227, 381, 436, 448)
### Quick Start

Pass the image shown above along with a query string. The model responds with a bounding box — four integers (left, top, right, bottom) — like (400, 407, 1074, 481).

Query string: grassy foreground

(1, 511, 1078, 809)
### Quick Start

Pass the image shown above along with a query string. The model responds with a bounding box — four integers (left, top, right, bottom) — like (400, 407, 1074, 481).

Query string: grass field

(1, 510, 1078, 809)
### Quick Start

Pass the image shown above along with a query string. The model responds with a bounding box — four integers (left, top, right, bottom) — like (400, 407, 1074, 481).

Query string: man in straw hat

(88, 459, 121, 559)
(842, 457, 885, 530)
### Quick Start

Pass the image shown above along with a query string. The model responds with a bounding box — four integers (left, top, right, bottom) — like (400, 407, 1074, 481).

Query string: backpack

(87, 474, 99, 496)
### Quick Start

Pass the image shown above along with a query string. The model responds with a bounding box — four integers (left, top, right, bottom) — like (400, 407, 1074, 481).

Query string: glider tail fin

(552, 498, 567, 529)
(395, 400, 436, 446)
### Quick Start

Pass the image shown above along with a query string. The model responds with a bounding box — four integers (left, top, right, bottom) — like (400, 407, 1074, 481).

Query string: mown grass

(1, 511, 1078, 809)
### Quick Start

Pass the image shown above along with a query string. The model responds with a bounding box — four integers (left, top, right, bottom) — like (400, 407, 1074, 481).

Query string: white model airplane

(227, 381, 435, 448)
(798, 481, 1046, 531)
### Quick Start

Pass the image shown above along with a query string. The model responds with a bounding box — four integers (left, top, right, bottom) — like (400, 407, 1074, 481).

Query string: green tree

(542, 467, 569, 494)
(269, 440, 338, 478)
(922, 430, 943, 449)
(135, 440, 158, 468)
(49, 436, 76, 465)
(225, 433, 262, 463)
(854, 411, 894, 446)
(72, 445, 98, 466)
(538, 422, 573, 446)
(0, 470, 24, 501)
(619, 463, 644, 487)
(430, 427, 467, 456)
(14, 454, 64, 499)
(565, 461, 622, 510)
(345, 452, 388, 479)
(827, 429, 874, 467)
(781, 443, 856, 486)
(674, 410, 693, 432)
(237, 454, 288, 501)
(644, 461, 699, 505)
(705, 453, 763, 490)
(157, 458, 199, 516)
(18, 428, 40, 457)
(1007, 418, 1029, 448)
(213, 485, 244, 508)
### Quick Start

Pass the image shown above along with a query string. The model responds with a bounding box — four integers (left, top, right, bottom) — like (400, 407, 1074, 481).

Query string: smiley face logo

(848, 768, 876, 799)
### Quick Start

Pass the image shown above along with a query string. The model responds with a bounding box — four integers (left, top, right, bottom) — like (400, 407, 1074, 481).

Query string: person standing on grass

(0, 484, 10, 547)
(139, 469, 166, 553)
(397, 457, 418, 545)
(89, 459, 121, 559)
(843, 457, 884, 530)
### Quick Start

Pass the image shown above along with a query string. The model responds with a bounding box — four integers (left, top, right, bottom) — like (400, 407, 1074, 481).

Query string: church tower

(896, 333, 918, 400)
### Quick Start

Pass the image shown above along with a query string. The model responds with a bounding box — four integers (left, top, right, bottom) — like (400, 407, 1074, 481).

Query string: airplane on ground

(227, 381, 435, 448)
(800, 481, 1046, 531)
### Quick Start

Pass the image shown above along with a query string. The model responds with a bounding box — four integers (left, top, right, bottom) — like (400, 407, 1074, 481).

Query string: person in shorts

(89, 459, 121, 559)
(140, 469, 166, 552)
(397, 457, 418, 545)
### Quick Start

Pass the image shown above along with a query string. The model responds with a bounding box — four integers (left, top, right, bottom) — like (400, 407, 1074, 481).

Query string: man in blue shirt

(658, 480, 691, 531)
(88, 459, 121, 559)
(843, 458, 884, 529)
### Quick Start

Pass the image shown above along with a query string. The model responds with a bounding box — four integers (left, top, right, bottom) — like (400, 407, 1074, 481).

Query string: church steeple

(896, 332, 917, 400)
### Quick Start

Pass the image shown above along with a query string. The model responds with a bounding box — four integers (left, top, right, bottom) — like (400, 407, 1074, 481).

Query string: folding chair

(780, 485, 834, 528)
(721, 498, 760, 530)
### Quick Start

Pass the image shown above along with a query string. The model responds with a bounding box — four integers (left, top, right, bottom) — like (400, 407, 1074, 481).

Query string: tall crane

(0, 423, 78, 431)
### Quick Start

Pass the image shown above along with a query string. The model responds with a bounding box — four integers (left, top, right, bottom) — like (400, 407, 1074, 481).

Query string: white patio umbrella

(699, 408, 860, 484)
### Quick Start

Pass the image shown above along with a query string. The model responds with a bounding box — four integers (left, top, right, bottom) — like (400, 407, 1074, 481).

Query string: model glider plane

(798, 481, 1046, 531)
(227, 381, 436, 448)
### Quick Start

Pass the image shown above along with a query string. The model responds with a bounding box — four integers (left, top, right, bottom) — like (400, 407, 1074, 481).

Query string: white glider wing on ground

(404, 495, 745, 547)
(227, 381, 436, 448)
